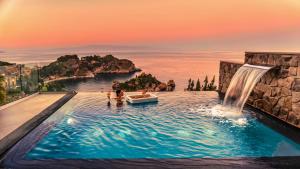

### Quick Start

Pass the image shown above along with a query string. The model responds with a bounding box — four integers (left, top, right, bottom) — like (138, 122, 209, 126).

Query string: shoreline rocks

(112, 73, 175, 92)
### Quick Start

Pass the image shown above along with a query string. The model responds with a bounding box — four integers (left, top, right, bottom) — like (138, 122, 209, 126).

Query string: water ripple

(26, 92, 300, 159)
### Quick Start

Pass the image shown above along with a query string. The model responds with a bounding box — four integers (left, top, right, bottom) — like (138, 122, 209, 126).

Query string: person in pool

(116, 89, 121, 98)
(107, 91, 111, 107)
(116, 90, 124, 107)
(118, 90, 124, 99)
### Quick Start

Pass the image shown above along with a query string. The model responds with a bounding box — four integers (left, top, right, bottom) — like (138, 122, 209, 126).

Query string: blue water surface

(26, 92, 300, 159)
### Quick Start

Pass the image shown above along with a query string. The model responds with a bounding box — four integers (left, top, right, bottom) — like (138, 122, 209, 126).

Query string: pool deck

(0, 92, 77, 157)
(0, 93, 65, 140)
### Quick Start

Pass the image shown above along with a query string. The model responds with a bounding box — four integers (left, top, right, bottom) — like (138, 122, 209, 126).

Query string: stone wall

(218, 61, 243, 95)
(219, 52, 300, 128)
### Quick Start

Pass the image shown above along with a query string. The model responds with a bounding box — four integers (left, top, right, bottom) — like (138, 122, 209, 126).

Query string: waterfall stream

(223, 64, 272, 112)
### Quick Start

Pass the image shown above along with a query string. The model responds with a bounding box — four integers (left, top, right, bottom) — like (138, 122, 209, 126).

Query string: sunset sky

(1, 0, 300, 51)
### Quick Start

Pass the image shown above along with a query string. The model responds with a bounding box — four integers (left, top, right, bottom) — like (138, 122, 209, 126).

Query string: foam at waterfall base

(189, 104, 248, 126)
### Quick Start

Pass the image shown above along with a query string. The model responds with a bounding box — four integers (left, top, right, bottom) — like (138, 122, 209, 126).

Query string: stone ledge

(246, 51, 300, 55)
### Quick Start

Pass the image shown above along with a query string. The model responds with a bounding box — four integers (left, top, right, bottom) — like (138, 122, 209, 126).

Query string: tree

(0, 75, 6, 104)
(190, 80, 195, 91)
(187, 78, 192, 91)
(208, 75, 217, 91)
(195, 79, 201, 91)
(203, 75, 208, 91)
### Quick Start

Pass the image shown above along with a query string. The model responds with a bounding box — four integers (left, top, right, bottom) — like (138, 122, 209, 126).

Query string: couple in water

(106, 89, 124, 107)
(106, 89, 148, 107)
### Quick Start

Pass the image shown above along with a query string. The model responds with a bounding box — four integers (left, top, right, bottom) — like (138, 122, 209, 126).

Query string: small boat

(126, 93, 158, 104)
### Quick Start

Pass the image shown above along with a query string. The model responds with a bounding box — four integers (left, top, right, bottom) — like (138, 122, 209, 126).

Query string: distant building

(0, 65, 19, 90)
(4, 74, 18, 90)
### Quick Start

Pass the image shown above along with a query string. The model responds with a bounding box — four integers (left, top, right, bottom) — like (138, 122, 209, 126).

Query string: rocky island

(0, 61, 14, 66)
(41, 54, 141, 82)
(112, 73, 176, 92)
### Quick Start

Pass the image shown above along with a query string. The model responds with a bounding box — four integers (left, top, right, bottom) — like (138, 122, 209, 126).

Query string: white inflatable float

(126, 93, 158, 104)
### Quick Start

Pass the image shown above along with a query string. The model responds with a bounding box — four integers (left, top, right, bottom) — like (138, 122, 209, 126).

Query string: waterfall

(223, 64, 272, 112)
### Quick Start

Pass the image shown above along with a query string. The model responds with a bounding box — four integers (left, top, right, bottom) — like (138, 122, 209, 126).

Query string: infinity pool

(19, 92, 300, 159)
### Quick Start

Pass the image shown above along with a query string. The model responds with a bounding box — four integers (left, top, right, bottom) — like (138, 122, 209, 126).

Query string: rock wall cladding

(219, 52, 300, 128)
(218, 61, 243, 94)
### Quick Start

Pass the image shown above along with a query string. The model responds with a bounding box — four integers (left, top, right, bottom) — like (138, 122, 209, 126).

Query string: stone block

(270, 78, 278, 87)
(280, 68, 289, 78)
(267, 55, 276, 65)
(287, 111, 299, 125)
(292, 92, 300, 103)
(254, 99, 272, 113)
(277, 97, 285, 108)
(269, 97, 279, 106)
(290, 57, 299, 67)
(292, 77, 300, 92)
(278, 77, 294, 88)
(282, 55, 293, 61)
(289, 67, 297, 76)
(292, 102, 300, 112)
(252, 88, 264, 99)
(264, 73, 273, 84)
(272, 105, 281, 116)
(297, 68, 300, 78)
(278, 108, 289, 120)
(285, 96, 292, 111)
(281, 87, 292, 96)
(247, 96, 254, 105)
(271, 87, 281, 97)
(263, 86, 272, 98)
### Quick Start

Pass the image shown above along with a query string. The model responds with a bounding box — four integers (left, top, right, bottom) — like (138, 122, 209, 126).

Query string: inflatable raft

(126, 93, 158, 104)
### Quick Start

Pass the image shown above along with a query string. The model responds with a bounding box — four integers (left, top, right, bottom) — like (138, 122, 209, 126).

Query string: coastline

(43, 69, 141, 84)
(44, 75, 95, 84)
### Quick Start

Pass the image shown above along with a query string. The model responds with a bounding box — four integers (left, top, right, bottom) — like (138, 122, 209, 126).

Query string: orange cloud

(0, 0, 300, 48)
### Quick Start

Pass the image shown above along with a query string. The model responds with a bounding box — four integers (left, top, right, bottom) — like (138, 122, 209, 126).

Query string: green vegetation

(113, 73, 175, 92)
(187, 79, 192, 90)
(203, 75, 208, 91)
(195, 79, 201, 91)
(23, 68, 39, 94)
(0, 75, 6, 104)
(186, 75, 217, 91)
(39, 82, 65, 92)
(190, 80, 195, 91)
(0, 61, 14, 66)
(208, 75, 217, 91)
(113, 73, 161, 91)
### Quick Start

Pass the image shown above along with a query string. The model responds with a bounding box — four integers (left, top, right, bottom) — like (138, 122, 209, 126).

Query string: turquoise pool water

(26, 92, 300, 159)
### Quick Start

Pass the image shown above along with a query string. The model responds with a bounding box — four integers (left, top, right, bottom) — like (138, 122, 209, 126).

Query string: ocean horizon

(0, 49, 244, 91)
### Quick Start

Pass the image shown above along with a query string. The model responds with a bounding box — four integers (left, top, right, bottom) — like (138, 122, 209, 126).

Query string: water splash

(223, 64, 272, 112)
(189, 105, 248, 126)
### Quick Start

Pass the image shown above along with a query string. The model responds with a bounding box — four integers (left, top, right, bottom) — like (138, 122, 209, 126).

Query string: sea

(0, 48, 244, 91)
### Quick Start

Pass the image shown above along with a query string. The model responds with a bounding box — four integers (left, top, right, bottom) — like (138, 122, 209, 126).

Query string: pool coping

(1, 156, 300, 169)
(1, 91, 300, 169)
(0, 91, 77, 159)
(0, 93, 39, 111)
(246, 105, 300, 144)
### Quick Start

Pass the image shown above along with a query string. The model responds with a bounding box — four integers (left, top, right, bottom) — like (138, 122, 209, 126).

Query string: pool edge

(0, 91, 77, 160)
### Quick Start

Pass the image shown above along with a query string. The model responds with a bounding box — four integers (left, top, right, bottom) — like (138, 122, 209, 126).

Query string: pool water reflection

(26, 92, 300, 159)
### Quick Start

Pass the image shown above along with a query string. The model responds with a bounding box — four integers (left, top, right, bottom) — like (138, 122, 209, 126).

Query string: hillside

(40, 55, 141, 80)
(0, 61, 14, 66)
